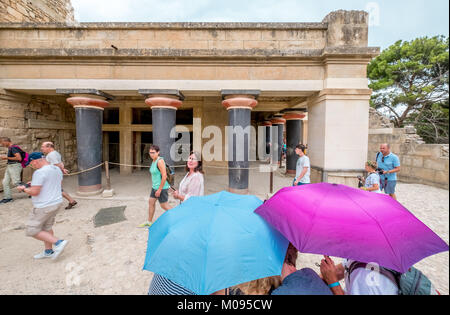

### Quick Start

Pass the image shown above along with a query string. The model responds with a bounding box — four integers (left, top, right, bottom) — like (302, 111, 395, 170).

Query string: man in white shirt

(319, 255, 399, 295)
(41, 142, 77, 210)
(17, 152, 68, 260)
(293, 144, 311, 186)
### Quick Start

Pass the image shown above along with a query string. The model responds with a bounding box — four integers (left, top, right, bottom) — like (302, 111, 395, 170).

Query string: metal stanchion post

(269, 155, 274, 194)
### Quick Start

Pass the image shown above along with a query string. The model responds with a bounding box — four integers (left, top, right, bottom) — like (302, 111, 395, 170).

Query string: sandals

(65, 201, 77, 210)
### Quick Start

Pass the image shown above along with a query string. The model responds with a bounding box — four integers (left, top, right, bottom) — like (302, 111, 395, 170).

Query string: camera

(376, 168, 385, 175)
(357, 176, 364, 188)
(16, 182, 31, 188)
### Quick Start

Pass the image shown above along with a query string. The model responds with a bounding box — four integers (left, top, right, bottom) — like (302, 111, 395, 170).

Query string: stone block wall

(0, 89, 77, 191)
(0, 0, 75, 23)
(368, 108, 449, 189)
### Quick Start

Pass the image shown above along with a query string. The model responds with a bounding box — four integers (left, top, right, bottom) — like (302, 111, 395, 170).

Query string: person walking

(171, 151, 204, 204)
(41, 142, 77, 209)
(0, 137, 25, 204)
(293, 144, 310, 186)
(376, 143, 401, 200)
(361, 160, 382, 193)
(16, 152, 68, 260)
(139, 145, 172, 228)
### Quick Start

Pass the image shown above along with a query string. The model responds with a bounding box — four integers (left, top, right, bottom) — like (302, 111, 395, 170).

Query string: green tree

(368, 36, 449, 143)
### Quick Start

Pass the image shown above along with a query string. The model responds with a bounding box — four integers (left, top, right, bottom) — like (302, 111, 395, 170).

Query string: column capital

(270, 117, 286, 125)
(221, 89, 260, 111)
(139, 89, 184, 110)
(66, 95, 110, 110)
(282, 111, 306, 120)
(260, 121, 272, 126)
(144, 96, 183, 110)
(58, 89, 113, 110)
(222, 96, 258, 110)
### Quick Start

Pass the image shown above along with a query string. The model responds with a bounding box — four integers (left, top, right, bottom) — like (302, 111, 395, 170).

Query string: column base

(228, 187, 249, 195)
(286, 169, 296, 175)
(76, 184, 104, 196)
(311, 166, 365, 188)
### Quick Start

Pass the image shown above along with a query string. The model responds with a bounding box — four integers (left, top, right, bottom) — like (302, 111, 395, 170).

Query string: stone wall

(0, 0, 75, 23)
(0, 89, 77, 191)
(368, 108, 449, 189)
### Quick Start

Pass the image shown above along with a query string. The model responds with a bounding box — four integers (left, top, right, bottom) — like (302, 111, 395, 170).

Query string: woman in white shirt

(172, 151, 204, 203)
(361, 160, 382, 193)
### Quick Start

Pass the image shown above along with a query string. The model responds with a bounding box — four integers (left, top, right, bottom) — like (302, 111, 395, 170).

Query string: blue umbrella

(143, 191, 289, 295)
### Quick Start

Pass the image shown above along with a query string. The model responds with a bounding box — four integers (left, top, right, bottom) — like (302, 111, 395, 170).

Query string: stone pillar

(307, 89, 372, 186)
(283, 111, 306, 174)
(222, 90, 259, 194)
(270, 117, 286, 164)
(135, 131, 142, 168)
(119, 106, 133, 175)
(140, 90, 184, 167)
(65, 93, 111, 196)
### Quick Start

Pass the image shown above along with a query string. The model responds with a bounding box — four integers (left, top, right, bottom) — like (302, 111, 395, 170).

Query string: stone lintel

(280, 108, 307, 114)
(138, 89, 185, 101)
(318, 88, 372, 96)
(221, 90, 260, 100)
(56, 88, 114, 100)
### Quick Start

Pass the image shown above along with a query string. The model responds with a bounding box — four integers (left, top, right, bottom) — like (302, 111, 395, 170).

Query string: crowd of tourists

(2, 136, 441, 296)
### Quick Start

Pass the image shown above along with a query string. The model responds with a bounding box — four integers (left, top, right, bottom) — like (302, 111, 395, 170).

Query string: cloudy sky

(72, 0, 449, 49)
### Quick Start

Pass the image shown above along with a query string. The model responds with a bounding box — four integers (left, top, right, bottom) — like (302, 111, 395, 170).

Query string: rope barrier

(63, 161, 284, 175)
(64, 162, 104, 176)
(107, 161, 278, 171)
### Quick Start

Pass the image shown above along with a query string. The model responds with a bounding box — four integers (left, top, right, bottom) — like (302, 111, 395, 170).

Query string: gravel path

(0, 169, 448, 295)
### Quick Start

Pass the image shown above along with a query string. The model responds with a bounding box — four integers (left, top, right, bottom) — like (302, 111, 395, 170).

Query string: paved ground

(0, 167, 448, 295)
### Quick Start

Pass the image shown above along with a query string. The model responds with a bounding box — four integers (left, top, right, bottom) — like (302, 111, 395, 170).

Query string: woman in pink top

(172, 151, 204, 203)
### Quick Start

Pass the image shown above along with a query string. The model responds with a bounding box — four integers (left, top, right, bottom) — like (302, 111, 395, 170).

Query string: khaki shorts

(25, 203, 62, 237)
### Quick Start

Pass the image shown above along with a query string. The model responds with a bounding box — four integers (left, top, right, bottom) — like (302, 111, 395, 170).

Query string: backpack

(166, 164, 175, 187)
(11, 145, 29, 168)
(156, 157, 175, 187)
(348, 261, 439, 295)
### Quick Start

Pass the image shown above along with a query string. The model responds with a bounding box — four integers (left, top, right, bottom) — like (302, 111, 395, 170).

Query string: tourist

(231, 275, 282, 295)
(148, 273, 197, 295)
(376, 143, 401, 200)
(293, 144, 310, 186)
(139, 145, 172, 228)
(171, 151, 204, 204)
(319, 255, 398, 295)
(361, 160, 382, 193)
(41, 142, 77, 209)
(16, 152, 68, 260)
(271, 243, 332, 295)
(0, 137, 24, 204)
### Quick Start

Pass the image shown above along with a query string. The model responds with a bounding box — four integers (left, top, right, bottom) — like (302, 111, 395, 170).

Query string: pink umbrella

(255, 183, 449, 273)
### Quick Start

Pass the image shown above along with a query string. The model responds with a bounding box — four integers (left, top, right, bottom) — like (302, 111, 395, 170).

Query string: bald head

(380, 143, 391, 156)
(41, 142, 55, 154)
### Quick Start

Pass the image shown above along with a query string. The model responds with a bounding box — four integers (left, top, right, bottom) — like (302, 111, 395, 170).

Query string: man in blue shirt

(376, 143, 401, 200)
